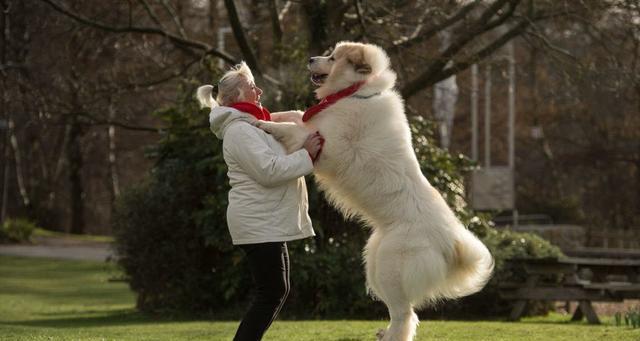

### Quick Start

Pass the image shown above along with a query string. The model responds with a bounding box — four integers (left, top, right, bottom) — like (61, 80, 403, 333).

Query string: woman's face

(241, 78, 263, 104)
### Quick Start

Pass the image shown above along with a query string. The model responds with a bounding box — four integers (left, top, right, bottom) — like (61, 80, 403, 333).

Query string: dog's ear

(346, 48, 372, 74)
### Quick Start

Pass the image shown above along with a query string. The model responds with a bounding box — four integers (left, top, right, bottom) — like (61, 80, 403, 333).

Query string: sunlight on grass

(32, 228, 114, 243)
(1, 255, 638, 340)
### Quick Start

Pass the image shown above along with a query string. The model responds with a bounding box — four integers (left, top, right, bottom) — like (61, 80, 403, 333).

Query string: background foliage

(0, 218, 37, 244)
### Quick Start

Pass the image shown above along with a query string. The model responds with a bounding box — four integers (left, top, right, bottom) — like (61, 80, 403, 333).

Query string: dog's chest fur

(309, 88, 421, 221)
(314, 90, 409, 166)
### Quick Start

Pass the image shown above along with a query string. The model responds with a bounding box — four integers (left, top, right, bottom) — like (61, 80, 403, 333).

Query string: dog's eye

(329, 56, 335, 62)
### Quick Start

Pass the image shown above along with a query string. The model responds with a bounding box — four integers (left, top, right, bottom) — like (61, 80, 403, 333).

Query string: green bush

(112, 87, 242, 313)
(436, 228, 561, 317)
(0, 218, 37, 243)
(112, 84, 561, 318)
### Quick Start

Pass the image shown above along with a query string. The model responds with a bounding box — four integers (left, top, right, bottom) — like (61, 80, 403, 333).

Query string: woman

(196, 62, 323, 341)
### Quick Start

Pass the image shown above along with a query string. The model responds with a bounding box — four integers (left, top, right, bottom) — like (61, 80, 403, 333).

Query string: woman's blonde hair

(196, 61, 255, 108)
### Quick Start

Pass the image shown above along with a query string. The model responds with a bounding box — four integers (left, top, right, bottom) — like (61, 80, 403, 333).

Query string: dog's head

(308, 41, 390, 99)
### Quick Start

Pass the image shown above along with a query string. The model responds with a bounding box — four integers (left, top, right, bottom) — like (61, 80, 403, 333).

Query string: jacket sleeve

(224, 123, 314, 188)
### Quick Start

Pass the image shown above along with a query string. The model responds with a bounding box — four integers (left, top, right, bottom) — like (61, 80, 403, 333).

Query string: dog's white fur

(257, 42, 494, 341)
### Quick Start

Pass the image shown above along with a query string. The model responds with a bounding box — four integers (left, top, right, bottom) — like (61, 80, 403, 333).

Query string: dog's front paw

(375, 328, 386, 341)
(254, 120, 274, 134)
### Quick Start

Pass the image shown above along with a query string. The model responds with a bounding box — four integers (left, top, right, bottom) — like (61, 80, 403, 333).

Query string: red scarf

(302, 81, 365, 122)
(229, 102, 271, 121)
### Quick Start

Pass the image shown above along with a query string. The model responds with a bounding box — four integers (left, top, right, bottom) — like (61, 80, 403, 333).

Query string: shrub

(433, 228, 561, 317)
(0, 218, 37, 243)
(112, 89, 242, 313)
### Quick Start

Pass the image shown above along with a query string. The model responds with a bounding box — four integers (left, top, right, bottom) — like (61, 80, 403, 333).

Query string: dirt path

(0, 236, 114, 261)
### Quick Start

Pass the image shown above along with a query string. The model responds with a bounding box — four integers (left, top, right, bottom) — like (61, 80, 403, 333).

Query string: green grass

(32, 228, 114, 243)
(1, 255, 638, 340)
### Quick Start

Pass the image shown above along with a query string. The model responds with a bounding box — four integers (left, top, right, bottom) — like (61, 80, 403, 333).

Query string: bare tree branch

(482, 0, 521, 33)
(400, 8, 572, 99)
(138, 0, 167, 30)
(401, 0, 524, 99)
(158, 0, 187, 38)
(426, 20, 530, 90)
(74, 112, 164, 133)
(223, 0, 262, 77)
(278, 1, 292, 22)
(391, 0, 480, 52)
(354, 0, 368, 41)
(401, 21, 525, 98)
(0, 62, 24, 72)
(123, 57, 200, 89)
(523, 29, 577, 63)
(37, 0, 237, 65)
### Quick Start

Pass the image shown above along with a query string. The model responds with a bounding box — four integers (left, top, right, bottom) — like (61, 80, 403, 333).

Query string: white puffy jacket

(209, 106, 315, 245)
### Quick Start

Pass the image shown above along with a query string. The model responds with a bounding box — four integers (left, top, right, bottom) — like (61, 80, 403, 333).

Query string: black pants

(234, 242, 290, 341)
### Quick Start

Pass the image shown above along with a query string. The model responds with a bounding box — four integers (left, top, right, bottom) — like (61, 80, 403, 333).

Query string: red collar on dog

(229, 102, 271, 121)
(302, 81, 365, 122)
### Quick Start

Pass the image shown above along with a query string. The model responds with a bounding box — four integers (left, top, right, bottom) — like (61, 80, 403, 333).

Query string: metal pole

(484, 65, 492, 168)
(471, 64, 478, 162)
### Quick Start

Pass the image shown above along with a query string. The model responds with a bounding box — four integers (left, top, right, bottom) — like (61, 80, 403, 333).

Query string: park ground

(0, 253, 639, 340)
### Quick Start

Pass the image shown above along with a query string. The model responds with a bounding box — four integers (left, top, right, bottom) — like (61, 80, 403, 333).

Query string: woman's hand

(303, 132, 325, 163)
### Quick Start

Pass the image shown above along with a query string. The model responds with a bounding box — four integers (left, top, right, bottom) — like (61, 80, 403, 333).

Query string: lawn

(32, 228, 114, 243)
(0, 255, 638, 341)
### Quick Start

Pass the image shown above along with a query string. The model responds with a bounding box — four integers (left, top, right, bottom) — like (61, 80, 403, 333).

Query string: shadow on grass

(0, 309, 212, 329)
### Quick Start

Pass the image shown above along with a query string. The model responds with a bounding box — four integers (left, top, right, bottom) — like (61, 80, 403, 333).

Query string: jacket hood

(209, 106, 257, 139)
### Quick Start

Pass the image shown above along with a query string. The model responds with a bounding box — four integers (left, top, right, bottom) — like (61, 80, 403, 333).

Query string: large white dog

(258, 41, 494, 341)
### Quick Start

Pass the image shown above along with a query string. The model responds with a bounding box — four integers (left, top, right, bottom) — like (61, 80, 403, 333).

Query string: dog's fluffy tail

(196, 85, 218, 108)
(441, 227, 494, 299)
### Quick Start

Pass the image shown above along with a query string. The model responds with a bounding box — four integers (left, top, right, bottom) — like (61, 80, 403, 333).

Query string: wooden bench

(565, 247, 640, 260)
(499, 256, 640, 324)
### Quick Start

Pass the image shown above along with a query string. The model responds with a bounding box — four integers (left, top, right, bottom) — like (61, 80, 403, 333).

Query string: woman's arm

(224, 123, 313, 188)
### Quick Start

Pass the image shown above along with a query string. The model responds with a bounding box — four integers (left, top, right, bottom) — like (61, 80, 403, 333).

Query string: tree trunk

(8, 118, 30, 209)
(107, 101, 120, 205)
(67, 113, 84, 234)
(0, 0, 8, 223)
(267, 0, 283, 65)
(223, 0, 262, 77)
(636, 161, 640, 217)
(0, 140, 8, 222)
(301, 0, 328, 56)
(529, 46, 564, 198)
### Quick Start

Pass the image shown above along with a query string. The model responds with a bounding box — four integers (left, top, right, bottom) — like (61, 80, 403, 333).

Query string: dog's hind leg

(382, 305, 418, 341)
(364, 229, 383, 299)
(366, 230, 394, 341)
(375, 285, 418, 341)
(372, 232, 420, 341)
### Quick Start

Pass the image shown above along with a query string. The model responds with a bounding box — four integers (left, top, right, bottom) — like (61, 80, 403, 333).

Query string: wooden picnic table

(499, 256, 640, 324)
(565, 247, 640, 260)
